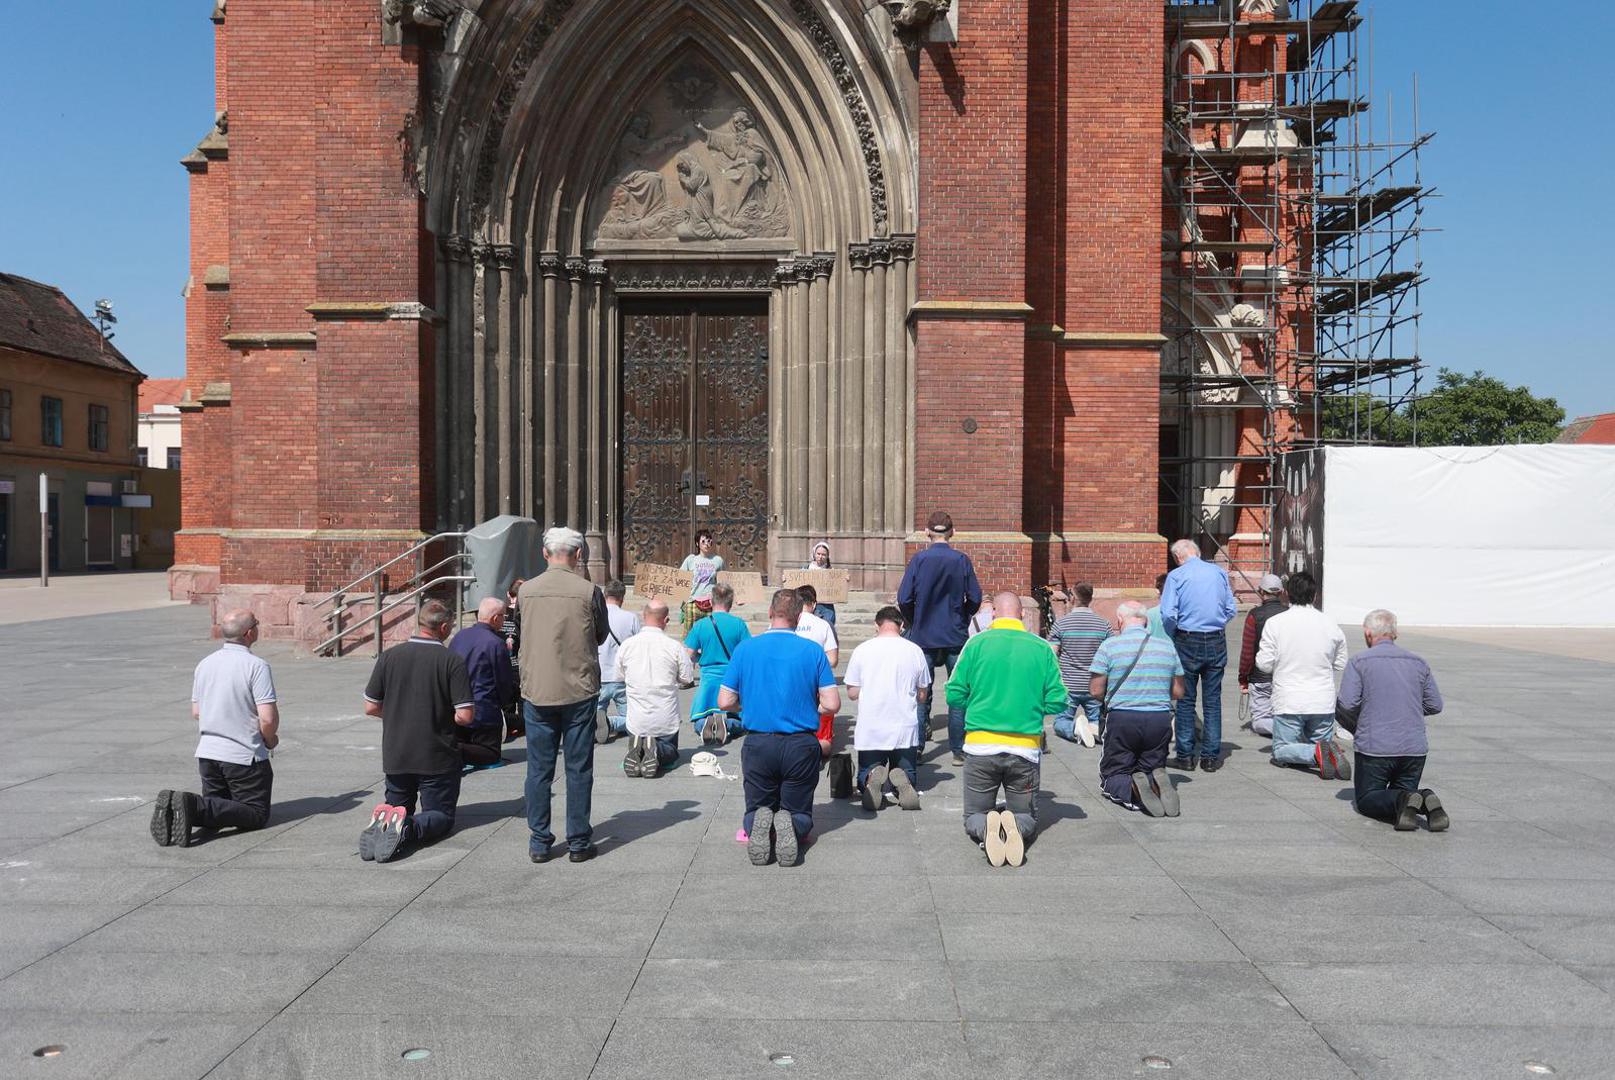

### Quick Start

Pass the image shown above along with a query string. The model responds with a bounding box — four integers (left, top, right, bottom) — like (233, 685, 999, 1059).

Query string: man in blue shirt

(897, 510, 982, 765)
(1158, 539, 1237, 772)
(449, 598, 517, 769)
(720, 589, 839, 868)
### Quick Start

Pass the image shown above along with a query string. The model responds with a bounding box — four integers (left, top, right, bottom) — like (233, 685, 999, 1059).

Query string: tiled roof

(1558, 413, 1615, 445)
(0, 272, 143, 377)
(139, 377, 186, 412)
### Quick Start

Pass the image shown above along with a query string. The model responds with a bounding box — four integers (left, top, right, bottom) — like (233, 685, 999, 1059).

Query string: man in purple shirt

(1335, 608, 1447, 832)
(1159, 539, 1237, 772)
(449, 598, 517, 768)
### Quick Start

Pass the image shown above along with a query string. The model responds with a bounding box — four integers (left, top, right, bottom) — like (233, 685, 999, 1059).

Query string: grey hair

(1115, 600, 1149, 624)
(1363, 609, 1398, 640)
(219, 609, 258, 643)
(419, 599, 454, 633)
(1170, 538, 1201, 562)
(476, 597, 507, 622)
(542, 526, 585, 556)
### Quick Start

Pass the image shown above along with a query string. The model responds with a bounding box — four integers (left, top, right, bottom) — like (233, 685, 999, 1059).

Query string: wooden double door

(620, 300, 769, 572)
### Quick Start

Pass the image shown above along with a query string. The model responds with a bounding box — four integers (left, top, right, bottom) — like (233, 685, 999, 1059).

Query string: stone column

(492, 243, 517, 515)
(788, 258, 811, 533)
(538, 252, 562, 523)
(843, 244, 870, 542)
(602, 279, 621, 577)
(805, 257, 829, 535)
(769, 260, 791, 539)
(892, 234, 917, 535)
(442, 236, 475, 529)
(584, 258, 608, 577)
(865, 239, 890, 533)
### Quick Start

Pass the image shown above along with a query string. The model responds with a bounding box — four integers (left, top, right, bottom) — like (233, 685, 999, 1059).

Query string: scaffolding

(1162, 0, 1431, 591)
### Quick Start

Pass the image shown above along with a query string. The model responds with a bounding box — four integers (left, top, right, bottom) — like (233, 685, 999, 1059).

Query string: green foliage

(1319, 369, 1564, 446)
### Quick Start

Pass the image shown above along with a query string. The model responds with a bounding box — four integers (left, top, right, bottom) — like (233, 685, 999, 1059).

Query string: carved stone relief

(595, 60, 791, 243)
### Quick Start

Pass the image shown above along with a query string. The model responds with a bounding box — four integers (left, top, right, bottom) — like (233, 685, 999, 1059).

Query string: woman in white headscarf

(802, 541, 836, 627)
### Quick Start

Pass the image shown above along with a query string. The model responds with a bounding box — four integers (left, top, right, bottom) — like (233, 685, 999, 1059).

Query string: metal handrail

(316, 571, 474, 657)
(310, 532, 467, 614)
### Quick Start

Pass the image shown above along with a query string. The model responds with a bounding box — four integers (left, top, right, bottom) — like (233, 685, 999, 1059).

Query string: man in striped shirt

(1048, 583, 1113, 747)
(1089, 601, 1186, 817)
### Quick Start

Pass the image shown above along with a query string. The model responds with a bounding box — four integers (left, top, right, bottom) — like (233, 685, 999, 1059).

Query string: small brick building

(176, 0, 1311, 637)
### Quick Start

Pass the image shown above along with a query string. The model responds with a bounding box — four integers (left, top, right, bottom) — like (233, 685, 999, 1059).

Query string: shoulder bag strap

(708, 616, 733, 660)
(1102, 633, 1154, 715)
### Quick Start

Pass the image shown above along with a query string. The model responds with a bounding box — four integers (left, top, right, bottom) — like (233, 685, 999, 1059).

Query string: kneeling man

(615, 599, 695, 778)
(1091, 601, 1185, 816)
(1337, 608, 1448, 831)
(947, 591, 1066, 867)
(720, 589, 839, 867)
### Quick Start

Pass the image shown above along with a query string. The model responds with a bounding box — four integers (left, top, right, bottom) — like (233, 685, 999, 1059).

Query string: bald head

(219, 608, 259, 644)
(476, 597, 507, 627)
(643, 599, 670, 627)
(992, 591, 1023, 620)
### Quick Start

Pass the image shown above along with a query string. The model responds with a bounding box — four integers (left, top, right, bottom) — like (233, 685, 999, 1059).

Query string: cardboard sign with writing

(634, 563, 692, 600)
(724, 571, 770, 607)
(781, 567, 850, 604)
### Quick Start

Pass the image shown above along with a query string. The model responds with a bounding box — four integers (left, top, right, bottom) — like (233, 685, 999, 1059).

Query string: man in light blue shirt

(1159, 539, 1237, 772)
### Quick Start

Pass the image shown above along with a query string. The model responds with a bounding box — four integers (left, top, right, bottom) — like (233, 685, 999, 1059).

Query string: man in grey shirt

(1336, 608, 1447, 832)
(151, 609, 280, 847)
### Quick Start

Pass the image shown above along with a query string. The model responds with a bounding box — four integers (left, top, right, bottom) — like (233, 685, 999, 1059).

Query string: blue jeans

(815, 604, 837, 627)
(1053, 690, 1101, 742)
(1272, 712, 1334, 767)
(856, 746, 918, 790)
(1172, 629, 1227, 760)
(384, 770, 461, 846)
(917, 646, 964, 753)
(524, 698, 596, 854)
(597, 681, 626, 724)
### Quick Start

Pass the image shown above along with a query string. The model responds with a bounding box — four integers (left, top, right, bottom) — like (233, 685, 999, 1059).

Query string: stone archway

(420, 0, 919, 586)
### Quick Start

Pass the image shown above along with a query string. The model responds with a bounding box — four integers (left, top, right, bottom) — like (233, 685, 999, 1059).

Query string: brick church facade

(174, 0, 1299, 636)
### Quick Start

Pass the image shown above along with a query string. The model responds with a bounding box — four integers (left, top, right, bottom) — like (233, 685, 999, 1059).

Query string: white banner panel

(1321, 445, 1615, 627)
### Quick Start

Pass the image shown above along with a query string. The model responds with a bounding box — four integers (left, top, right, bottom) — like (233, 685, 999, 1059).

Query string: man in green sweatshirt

(947, 591, 1068, 867)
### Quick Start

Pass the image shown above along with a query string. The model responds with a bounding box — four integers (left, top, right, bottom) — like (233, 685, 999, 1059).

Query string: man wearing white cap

(1237, 574, 1288, 737)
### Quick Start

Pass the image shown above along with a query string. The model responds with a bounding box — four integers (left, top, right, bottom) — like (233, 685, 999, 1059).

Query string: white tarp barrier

(1321, 445, 1615, 627)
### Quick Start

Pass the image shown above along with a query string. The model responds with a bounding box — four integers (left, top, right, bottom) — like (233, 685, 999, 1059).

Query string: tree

(1318, 369, 1564, 446)
(1406, 369, 1565, 446)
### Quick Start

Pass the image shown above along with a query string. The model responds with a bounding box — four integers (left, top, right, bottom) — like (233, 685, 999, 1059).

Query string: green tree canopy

(1319, 369, 1564, 446)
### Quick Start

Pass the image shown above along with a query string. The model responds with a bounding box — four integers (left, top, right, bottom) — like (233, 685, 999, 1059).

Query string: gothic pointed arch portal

(424, 0, 918, 586)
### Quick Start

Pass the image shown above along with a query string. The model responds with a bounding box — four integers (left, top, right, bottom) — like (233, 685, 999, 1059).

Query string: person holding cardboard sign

(679, 529, 724, 628)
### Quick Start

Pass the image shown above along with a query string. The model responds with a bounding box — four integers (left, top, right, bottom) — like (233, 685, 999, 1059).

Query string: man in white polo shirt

(151, 609, 280, 848)
(844, 606, 930, 811)
(615, 599, 696, 778)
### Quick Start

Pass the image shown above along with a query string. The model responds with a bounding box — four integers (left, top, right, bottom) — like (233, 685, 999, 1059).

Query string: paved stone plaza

(1, 600, 1613, 1079)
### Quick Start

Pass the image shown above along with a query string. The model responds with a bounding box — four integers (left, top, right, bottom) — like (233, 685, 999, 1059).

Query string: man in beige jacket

(518, 527, 608, 864)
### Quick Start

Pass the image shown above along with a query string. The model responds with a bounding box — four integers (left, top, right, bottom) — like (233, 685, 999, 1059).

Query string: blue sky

(1, 2, 1610, 418)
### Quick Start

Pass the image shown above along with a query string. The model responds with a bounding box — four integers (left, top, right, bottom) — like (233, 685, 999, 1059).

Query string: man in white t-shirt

(152, 609, 280, 848)
(844, 606, 931, 811)
(597, 579, 643, 744)
(795, 584, 840, 760)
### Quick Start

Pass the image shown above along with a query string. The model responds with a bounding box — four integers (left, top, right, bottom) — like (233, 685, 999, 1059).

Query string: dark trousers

(196, 758, 273, 831)
(1353, 753, 1427, 823)
(741, 731, 821, 840)
(1173, 629, 1227, 761)
(857, 746, 919, 789)
(917, 646, 964, 753)
(384, 770, 461, 845)
(962, 752, 1039, 843)
(457, 723, 503, 767)
(524, 697, 596, 853)
(1099, 708, 1174, 804)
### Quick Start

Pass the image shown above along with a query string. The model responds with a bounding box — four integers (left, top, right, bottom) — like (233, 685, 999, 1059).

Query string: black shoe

(568, 845, 597, 863)
(1199, 756, 1222, 773)
(1393, 790, 1423, 832)
(951, 752, 966, 768)
(1418, 788, 1450, 832)
(173, 792, 198, 848)
(150, 790, 176, 847)
(1170, 756, 1197, 771)
(529, 846, 555, 864)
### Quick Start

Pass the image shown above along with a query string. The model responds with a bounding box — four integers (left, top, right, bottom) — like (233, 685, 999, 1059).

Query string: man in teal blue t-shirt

(719, 589, 838, 868)
(685, 583, 752, 743)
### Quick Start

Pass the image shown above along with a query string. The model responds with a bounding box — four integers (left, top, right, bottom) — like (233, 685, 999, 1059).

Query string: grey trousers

(1249, 680, 1275, 736)
(962, 752, 1039, 843)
